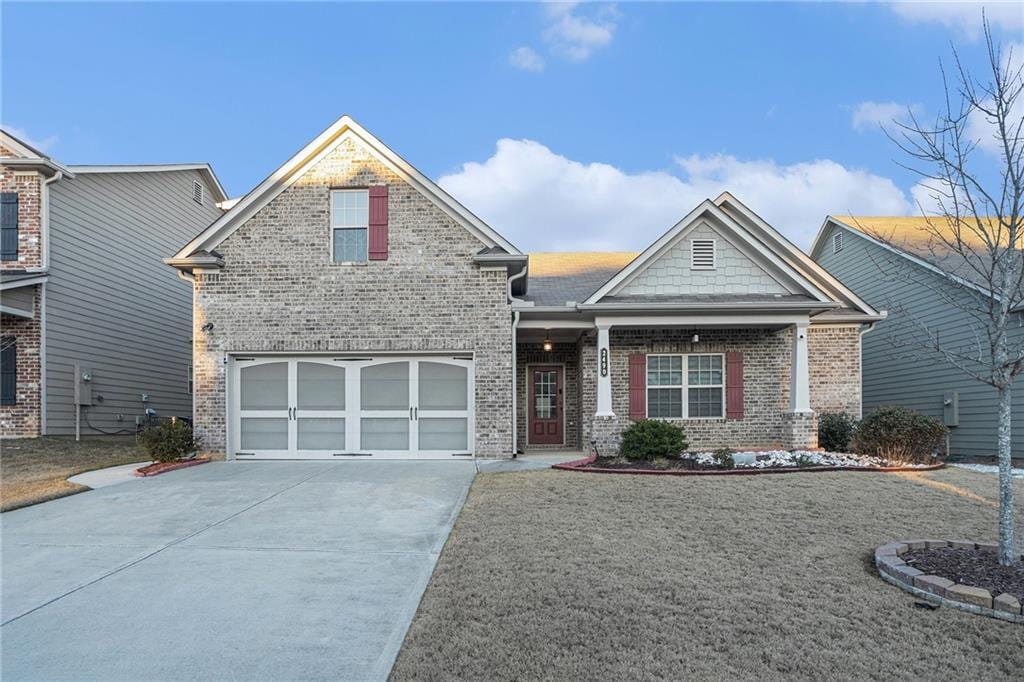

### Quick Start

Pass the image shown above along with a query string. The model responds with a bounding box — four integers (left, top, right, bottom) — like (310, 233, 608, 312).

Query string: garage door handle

(409, 407, 413, 421)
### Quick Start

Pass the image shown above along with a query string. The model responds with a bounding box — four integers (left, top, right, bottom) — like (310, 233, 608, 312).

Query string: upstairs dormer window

(331, 189, 369, 263)
(833, 231, 844, 254)
(690, 238, 716, 270)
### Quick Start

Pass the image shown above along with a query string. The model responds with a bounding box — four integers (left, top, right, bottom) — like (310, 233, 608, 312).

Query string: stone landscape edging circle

(875, 540, 1023, 623)
(552, 454, 946, 476)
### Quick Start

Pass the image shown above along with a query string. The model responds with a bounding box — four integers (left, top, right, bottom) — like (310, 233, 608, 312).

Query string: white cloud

(889, 2, 1024, 39)
(1, 124, 58, 153)
(509, 46, 545, 72)
(542, 2, 619, 62)
(852, 101, 916, 131)
(439, 139, 913, 251)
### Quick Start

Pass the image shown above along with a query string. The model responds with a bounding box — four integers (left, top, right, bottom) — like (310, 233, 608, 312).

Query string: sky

(3, 1, 1022, 252)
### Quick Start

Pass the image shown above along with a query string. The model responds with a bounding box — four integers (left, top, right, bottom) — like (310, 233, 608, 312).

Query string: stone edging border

(552, 454, 946, 476)
(875, 540, 1023, 623)
(134, 457, 211, 477)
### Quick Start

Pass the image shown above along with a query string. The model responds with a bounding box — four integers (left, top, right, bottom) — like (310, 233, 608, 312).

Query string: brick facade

(572, 325, 861, 455)
(193, 136, 513, 458)
(516, 341, 581, 451)
(1, 287, 42, 437)
(1, 144, 43, 271)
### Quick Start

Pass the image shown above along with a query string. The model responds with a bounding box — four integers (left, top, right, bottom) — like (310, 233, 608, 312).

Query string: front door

(528, 366, 563, 445)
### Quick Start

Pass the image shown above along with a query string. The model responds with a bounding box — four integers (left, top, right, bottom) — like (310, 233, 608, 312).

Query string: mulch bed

(134, 457, 211, 477)
(903, 547, 1024, 602)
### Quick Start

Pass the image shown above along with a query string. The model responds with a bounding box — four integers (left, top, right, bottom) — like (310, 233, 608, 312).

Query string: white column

(789, 322, 811, 413)
(596, 323, 615, 416)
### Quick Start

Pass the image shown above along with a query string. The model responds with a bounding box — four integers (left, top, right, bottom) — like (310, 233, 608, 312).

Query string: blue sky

(3, 1, 1021, 250)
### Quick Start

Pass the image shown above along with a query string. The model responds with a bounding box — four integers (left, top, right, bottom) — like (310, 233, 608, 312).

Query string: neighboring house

(166, 116, 882, 461)
(811, 216, 1022, 458)
(0, 130, 225, 438)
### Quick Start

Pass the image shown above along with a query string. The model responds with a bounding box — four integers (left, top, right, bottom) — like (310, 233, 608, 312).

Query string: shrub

(712, 447, 735, 469)
(851, 406, 946, 464)
(818, 412, 858, 452)
(138, 419, 199, 463)
(619, 419, 688, 460)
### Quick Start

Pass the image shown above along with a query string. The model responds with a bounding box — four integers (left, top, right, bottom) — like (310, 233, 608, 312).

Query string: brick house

(167, 116, 882, 460)
(1, 129, 224, 439)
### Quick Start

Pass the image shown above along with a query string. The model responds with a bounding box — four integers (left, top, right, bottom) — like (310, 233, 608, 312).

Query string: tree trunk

(996, 383, 1016, 566)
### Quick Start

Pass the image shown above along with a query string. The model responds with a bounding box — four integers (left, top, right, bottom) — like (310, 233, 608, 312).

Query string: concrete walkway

(67, 460, 152, 489)
(2, 460, 476, 681)
(476, 451, 586, 473)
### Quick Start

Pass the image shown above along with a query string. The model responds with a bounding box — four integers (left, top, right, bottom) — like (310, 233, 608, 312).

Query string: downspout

(507, 266, 528, 458)
(38, 171, 63, 434)
(40, 171, 63, 271)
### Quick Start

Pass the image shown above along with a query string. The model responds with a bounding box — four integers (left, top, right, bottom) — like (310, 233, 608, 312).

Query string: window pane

(647, 388, 682, 418)
(334, 228, 367, 262)
(297, 362, 345, 410)
(297, 418, 345, 450)
(331, 191, 369, 227)
(240, 362, 288, 410)
(361, 417, 409, 450)
(361, 362, 409, 410)
(688, 387, 723, 418)
(241, 418, 288, 450)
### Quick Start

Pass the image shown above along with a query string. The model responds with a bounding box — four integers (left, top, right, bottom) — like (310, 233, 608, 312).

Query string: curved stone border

(134, 457, 211, 477)
(875, 540, 1023, 623)
(552, 454, 945, 476)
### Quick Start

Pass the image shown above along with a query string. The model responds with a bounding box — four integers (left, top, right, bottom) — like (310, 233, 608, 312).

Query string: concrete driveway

(1, 460, 476, 681)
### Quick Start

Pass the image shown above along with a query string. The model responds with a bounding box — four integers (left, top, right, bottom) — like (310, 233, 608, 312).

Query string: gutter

(507, 266, 528, 457)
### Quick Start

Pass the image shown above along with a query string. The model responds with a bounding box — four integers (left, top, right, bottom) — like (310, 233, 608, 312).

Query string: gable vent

(192, 180, 204, 205)
(690, 239, 716, 270)
(833, 231, 844, 254)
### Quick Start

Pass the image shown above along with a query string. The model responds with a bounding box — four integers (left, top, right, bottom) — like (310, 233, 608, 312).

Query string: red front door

(529, 366, 563, 445)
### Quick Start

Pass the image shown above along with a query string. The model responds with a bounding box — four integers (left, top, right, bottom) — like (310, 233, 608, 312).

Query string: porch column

(789, 322, 811, 413)
(596, 323, 614, 416)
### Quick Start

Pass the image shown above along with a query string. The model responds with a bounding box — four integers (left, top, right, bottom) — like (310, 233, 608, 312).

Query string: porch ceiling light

(692, 333, 700, 343)
(542, 337, 553, 352)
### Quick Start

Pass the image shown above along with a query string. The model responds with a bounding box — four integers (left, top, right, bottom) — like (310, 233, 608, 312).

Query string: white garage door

(229, 355, 474, 460)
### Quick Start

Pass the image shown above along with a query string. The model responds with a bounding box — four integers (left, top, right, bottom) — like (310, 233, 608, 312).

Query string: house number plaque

(600, 348, 608, 377)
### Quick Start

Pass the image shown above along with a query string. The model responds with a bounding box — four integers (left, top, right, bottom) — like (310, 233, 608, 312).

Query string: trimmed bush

(138, 419, 199, 463)
(712, 447, 735, 470)
(619, 420, 688, 460)
(818, 412, 858, 452)
(851, 406, 946, 464)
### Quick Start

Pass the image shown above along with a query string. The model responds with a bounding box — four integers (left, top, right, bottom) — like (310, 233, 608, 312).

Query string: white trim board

(172, 115, 520, 262)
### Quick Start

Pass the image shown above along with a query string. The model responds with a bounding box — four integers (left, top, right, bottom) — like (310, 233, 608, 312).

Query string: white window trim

(690, 238, 717, 270)
(330, 189, 369, 264)
(187, 363, 193, 395)
(645, 352, 726, 420)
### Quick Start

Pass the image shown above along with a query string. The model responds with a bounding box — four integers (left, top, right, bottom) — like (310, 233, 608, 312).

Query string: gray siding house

(812, 216, 1023, 459)
(1, 129, 225, 437)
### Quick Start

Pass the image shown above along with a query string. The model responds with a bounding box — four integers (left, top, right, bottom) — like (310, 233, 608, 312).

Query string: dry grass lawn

(392, 467, 1024, 681)
(1, 437, 147, 511)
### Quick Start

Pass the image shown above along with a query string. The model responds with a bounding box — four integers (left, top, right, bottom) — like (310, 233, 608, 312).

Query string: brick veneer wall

(0, 144, 43, 271)
(192, 136, 513, 458)
(1, 287, 42, 437)
(808, 325, 862, 417)
(579, 325, 858, 454)
(516, 342, 580, 450)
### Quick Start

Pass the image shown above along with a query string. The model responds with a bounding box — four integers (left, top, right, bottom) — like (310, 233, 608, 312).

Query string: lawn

(392, 467, 1024, 680)
(1, 436, 148, 511)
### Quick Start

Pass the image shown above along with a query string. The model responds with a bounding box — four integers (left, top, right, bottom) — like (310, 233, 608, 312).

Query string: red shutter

(368, 185, 388, 260)
(726, 351, 744, 420)
(628, 354, 646, 421)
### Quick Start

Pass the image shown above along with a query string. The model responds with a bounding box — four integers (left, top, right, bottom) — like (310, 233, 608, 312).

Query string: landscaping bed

(561, 450, 943, 475)
(134, 457, 210, 477)
(904, 546, 1023, 601)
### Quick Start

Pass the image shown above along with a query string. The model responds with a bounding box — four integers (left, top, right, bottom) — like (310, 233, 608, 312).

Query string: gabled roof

(171, 115, 520, 263)
(812, 216, 1010, 300)
(0, 129, 73, 178)
(69, 164, 227, 203)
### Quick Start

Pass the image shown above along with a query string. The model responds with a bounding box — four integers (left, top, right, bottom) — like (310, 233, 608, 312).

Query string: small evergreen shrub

(712, 447, 735, 469)
(851, 406, 946, 464)
(138, 419, 199, 463)
(818, 412, 858, 452)
(619, 420, 688, 460)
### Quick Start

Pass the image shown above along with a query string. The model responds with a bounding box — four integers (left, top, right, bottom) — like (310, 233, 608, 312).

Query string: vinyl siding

(45, 170, 220, 435)
(816, 225, 1023, 458)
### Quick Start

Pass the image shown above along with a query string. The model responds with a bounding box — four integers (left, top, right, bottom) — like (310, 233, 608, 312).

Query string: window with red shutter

(726, 351, 744, 419)
(368, 185, 388, 260)
(628, 354, 646, 420)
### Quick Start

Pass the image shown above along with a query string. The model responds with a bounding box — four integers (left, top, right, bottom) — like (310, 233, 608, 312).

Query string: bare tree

(865, 22, 1022, 566)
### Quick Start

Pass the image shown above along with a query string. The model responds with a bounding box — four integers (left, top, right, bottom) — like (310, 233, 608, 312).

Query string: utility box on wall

(74, 364, 94, 406)
(943, 391, 959, 427)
